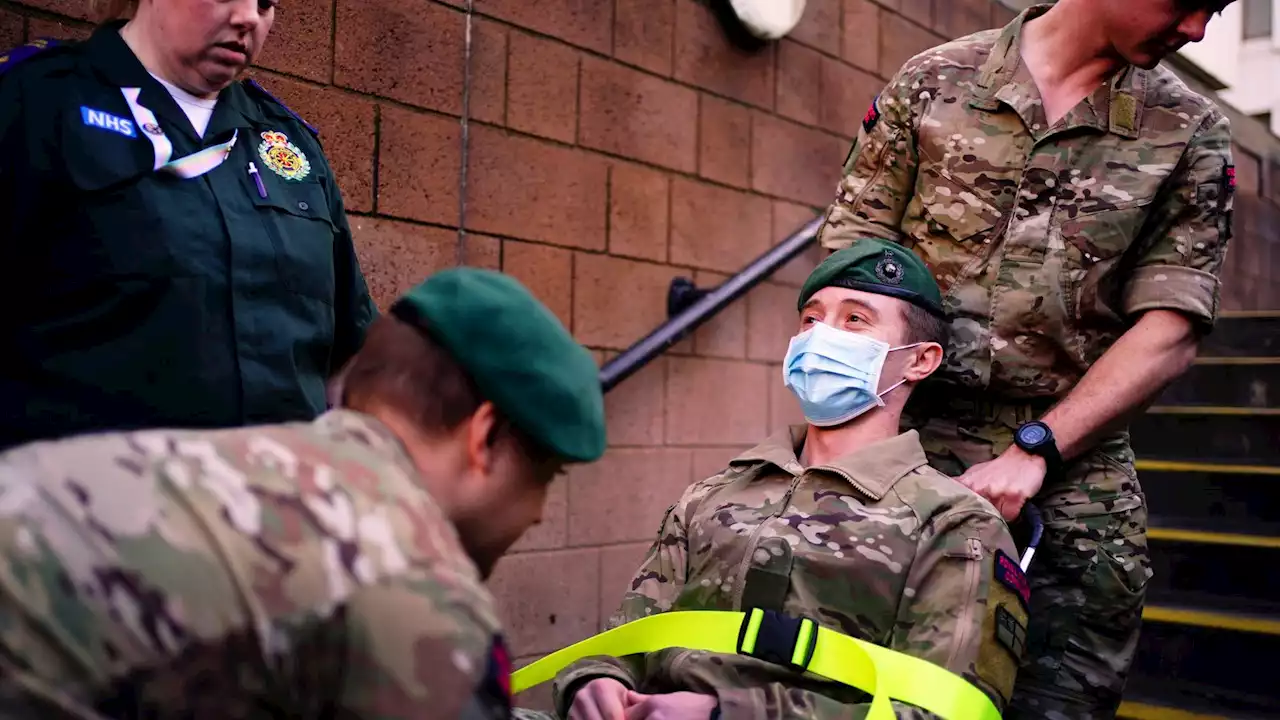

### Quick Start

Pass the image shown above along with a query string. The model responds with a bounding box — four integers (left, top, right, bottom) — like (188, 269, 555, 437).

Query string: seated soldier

(551, 240, 1028, 720)
(0, 268, 605, 720)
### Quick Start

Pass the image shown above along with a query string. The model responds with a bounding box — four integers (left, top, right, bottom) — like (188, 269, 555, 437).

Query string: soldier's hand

(956, 447, 1047, 521)
(622, 690, 717, 720)
(569, 678, 631, 720)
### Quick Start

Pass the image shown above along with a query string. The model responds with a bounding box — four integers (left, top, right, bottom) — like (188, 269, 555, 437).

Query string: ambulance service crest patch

(257, 130, 311, 181)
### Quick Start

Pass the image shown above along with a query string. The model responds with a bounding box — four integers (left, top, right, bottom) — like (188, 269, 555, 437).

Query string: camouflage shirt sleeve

(1122, 109, 1234, 328)
(816, 65, 922, 253)
(310, 569, 513, 719)
(890, 505, 1028, 713)
(0, 427, 513, 720)
(550, 492, 693, 716)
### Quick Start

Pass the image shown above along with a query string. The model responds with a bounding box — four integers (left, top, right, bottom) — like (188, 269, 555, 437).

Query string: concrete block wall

(5, 0, 1278, 710)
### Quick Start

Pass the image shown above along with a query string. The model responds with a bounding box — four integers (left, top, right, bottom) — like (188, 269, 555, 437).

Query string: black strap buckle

(736, 608, 818, 672)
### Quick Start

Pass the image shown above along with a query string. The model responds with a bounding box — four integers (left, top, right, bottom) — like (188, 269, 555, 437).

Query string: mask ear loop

(876, 341, 928, 401)
(887, 341, 926, 352)
(877, 378, 907, 398)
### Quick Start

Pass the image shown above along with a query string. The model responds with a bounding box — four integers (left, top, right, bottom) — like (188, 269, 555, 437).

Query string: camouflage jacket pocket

(915, 164, 1003, 245)
(1038, 495, 1149, 599)
(1088, 501, 1151, 640)
(1052, 201, 1150, 325)
(1097, 518, 1151, 602)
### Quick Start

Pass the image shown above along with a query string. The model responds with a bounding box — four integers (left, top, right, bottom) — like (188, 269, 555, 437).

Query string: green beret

(390, 268, 606, 463)
(797, 239, 945, 318)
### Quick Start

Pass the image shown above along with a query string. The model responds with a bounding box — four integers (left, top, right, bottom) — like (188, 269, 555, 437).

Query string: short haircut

(340, 316, 550, 464)
(901, 302, 949, 348)
(90, 0, 137, 22)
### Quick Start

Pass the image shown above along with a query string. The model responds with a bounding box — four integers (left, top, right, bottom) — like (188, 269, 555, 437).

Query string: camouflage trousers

(903, 397, 1150, 720)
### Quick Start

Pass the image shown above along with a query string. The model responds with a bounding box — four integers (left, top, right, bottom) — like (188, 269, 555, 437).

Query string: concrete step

(1147, 530, 1280, 610)
(1159, 359, 1280, 408)
(1127, 608, 1280, 716)
(1120, 690, 1277, 720)
(1131, 408, 1280, 465)
(1140, 460, 1280, 534)
(1197, 313, 1280, 358)
(1119, 697, 1274, 720)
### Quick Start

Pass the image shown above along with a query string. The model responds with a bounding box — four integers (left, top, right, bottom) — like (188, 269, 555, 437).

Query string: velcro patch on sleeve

(993, 549, 1029, 611)
(842, 141, 858, 174)
(862, 95, 880, 134)
(481, 634, 513, 709)
(1219, 162, 1236, 209)
(1217, 162, 1236, 242)
(974, 588, 1027, 705)
(994, 604, 1027, 661)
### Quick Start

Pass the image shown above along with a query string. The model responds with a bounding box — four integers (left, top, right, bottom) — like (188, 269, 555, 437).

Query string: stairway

(1118, 312, 1280, 719)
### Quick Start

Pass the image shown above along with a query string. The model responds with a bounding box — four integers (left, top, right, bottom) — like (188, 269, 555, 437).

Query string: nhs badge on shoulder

(80, 106, 136, 138)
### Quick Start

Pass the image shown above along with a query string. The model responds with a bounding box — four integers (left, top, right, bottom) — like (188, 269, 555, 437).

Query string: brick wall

(5, 0, 1278, 710)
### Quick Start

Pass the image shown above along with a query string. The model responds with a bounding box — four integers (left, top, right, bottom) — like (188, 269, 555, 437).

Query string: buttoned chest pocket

(253, 181, 337, 303)
(1052, 201, 1150, 324)
(916, 165, 1004, 244)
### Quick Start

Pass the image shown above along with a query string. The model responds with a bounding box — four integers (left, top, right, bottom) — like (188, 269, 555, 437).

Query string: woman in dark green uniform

(0, 0, 377, 450)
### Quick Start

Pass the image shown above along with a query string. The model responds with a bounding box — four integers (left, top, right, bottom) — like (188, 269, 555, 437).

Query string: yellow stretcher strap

(511, 609, 1000, 720)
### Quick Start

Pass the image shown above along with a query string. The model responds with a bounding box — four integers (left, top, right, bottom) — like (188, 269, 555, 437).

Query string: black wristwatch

(1014, 420, 1063, 479)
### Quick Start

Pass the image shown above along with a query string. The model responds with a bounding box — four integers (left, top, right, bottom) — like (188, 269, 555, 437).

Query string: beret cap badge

(875, 251, 904, 285)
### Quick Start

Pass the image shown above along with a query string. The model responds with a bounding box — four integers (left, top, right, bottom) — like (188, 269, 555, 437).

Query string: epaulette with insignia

(0, 38, 64, 76)
(244, 78, 319, 138)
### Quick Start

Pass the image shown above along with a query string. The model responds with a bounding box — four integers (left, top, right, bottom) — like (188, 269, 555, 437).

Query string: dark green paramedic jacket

(0, 24, 377, 450)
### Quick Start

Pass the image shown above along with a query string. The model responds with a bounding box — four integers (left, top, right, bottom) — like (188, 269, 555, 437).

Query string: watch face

(1019, 423, 1048, 446)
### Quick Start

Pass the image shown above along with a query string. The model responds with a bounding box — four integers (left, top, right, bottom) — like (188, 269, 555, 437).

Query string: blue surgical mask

(782, 322, 920, 427)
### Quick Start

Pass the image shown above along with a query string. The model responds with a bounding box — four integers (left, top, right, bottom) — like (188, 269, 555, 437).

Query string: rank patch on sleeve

(994, 549, 1030, 611)
(994, 604, 1027, 661)
(862, 95, 880, 134)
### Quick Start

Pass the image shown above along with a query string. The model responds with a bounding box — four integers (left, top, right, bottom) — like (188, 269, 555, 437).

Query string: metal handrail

(599, 215, 823, 392)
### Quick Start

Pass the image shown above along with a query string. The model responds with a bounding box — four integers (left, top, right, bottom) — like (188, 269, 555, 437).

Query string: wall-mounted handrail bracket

(667, 277, 713, 318)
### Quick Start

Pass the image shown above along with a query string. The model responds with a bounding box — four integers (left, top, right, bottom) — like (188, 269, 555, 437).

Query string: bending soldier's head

(1057, 0, 1232, 69)
(338, 269, 605, 578)
(786, 239, 947, 428)
(92, 0, 275, 96)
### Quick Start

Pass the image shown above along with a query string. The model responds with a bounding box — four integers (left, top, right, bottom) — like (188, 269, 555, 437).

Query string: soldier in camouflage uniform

(544, 241, 1031, 720)
(0, 268, 607, 720)
(817, 1, 1235, 717)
